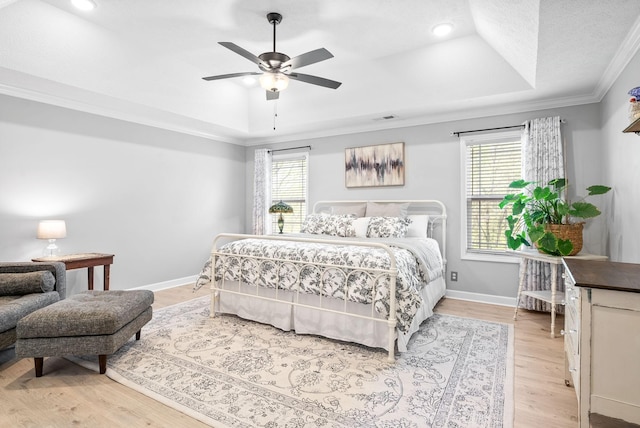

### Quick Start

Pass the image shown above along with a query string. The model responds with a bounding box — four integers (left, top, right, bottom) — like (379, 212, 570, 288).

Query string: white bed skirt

(214, 276, 446, 353)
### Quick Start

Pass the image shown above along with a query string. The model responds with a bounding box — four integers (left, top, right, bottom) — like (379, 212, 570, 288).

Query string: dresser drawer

(563, 304, 579, 357)
(563, 270, 581, 395)
(564, 277, 580, 319)
(565, 337, 580, 395)
(564, 283, 580, 323)
(565, 291, 579, 320)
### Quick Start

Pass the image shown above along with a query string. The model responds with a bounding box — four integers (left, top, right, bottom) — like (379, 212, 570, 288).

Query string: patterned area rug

(70, 296, 514, 428)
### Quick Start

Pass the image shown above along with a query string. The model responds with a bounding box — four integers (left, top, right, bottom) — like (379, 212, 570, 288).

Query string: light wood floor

(0, 285, 578, 427)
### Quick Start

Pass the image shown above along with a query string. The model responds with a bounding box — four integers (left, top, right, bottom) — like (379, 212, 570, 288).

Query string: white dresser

(562, 259, 640, 427)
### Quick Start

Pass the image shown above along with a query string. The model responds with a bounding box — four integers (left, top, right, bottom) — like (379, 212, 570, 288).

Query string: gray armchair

(0, 262, 66, 350)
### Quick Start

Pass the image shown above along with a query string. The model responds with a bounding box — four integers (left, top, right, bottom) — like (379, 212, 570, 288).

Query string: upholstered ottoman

(16, 290, 153, 377)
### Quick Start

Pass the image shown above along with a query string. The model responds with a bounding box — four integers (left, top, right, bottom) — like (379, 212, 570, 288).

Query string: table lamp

(37, 220, 67, 257)
(268, 201, 293, 234)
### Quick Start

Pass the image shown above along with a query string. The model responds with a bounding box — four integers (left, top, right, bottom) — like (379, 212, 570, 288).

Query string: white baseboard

(131, 277, 516, 308)
(130, 275, 198, 292)
(445, 289, 517, 307)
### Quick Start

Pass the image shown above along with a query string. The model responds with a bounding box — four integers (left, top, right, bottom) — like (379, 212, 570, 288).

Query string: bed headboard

(313, 200, 447, 268)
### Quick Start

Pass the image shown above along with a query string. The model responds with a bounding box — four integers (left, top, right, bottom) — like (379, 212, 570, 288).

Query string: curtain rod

(451, 124, 524, 137)
(268, 145, 311, 153)
(451, 119, 566, 137)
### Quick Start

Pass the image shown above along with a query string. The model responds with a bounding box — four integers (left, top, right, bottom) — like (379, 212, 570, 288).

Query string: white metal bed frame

(209, 200, 447, 362)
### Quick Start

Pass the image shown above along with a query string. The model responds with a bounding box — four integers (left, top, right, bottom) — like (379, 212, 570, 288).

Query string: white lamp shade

(260, 72, 289, 92)
(37, 220, 67, 239)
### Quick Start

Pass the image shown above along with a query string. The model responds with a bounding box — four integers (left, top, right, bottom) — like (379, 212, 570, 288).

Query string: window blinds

(465, 140, 521, 251)
(271, 155, 308, 233)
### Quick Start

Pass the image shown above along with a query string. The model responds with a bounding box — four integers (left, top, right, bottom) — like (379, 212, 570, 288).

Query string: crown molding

(1, 72, 602, 148)
(2, 78, 600, 148)
(594, 14, 640, 101)
(0, 82, 245, 146)
(245, 92, 600, 146)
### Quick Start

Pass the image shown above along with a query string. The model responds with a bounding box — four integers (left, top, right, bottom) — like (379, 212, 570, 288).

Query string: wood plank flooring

(0, 285, 578, 427)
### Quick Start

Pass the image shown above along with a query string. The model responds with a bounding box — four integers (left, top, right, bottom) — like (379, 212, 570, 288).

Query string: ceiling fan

(202, 12, 341, 101)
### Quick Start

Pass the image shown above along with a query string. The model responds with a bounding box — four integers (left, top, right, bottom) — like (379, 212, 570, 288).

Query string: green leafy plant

(499, 178, 611, 256)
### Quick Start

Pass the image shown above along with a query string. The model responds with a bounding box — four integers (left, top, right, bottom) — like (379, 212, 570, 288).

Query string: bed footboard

(209, 233, 399, 362)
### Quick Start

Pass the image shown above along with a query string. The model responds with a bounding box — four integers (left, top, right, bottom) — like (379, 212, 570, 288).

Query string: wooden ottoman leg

(34, 357, 43, 377)
(98, 355, 107, 374)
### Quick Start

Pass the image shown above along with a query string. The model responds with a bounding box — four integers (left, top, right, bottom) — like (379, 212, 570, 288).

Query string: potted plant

(499, 178, 611, 256)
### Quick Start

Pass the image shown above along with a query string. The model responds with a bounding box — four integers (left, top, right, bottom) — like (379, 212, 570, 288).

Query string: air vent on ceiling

(373, 115, 398, 121)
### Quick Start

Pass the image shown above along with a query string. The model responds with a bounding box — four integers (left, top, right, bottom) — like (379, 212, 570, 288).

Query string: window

(270, 152, 308, 233)
(461, 130, 522, 261)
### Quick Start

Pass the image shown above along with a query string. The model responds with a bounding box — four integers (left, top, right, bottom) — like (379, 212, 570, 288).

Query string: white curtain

(520, 116, 565, 311)
(252, 149, 272, 235)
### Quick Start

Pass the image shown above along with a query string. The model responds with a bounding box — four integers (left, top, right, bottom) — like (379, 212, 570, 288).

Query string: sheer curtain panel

(252, 149, 271, 235)
(520, 116, 565, 311)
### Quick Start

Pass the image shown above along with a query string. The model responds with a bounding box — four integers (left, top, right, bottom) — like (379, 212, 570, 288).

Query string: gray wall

(246, 102, 605, 300)
(600, 49, 640, 263)
(0, 90, 612, 299)
(0, 94, 246, 294)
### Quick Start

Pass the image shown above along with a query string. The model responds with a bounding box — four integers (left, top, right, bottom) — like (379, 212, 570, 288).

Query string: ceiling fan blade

(288, 73, 342, 89)
(281, 48, 333, 70)
(266, 90, 279, 101)
(202, 72, 261, 81)
(219, 42, 270, 68)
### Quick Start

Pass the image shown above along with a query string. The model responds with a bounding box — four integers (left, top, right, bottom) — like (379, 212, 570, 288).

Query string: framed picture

(345, 142, 405, 188)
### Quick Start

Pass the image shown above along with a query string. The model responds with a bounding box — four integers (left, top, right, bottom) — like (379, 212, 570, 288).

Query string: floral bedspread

(194, 235, 443, 332)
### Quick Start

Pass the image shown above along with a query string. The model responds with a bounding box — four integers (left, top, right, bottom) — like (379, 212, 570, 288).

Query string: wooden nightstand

(32, 253, 114, 290)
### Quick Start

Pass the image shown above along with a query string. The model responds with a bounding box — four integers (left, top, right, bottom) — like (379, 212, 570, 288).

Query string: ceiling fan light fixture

(432, 23, 453, 37)
(260, 72, 289, 92)
(202, 12, 341, 99)
(71, 0, 97, 11)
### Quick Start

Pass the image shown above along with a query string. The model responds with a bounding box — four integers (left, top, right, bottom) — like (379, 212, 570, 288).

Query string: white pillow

(365, 202, 410, 217)
(406, 215, 430, 238)
(353, 217, 370, 238)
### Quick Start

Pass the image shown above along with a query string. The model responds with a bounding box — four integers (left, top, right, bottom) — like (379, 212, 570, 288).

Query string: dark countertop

(562, 258, 640, 293)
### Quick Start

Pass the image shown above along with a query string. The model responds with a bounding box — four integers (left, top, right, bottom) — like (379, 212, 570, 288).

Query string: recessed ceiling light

(432, 23, 453, 37)
(71, 0, 97, 11)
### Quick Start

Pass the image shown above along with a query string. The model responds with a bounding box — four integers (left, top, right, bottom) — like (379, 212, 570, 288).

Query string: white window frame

(460, 130, 522, 263)
(269, 151, 309, 234)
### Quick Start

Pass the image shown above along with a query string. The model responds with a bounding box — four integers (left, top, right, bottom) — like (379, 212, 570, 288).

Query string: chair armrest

(0, 262, 66, 299)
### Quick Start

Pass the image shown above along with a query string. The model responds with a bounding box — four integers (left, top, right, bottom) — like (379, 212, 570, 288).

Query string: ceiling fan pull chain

(273, 101, 278, 130)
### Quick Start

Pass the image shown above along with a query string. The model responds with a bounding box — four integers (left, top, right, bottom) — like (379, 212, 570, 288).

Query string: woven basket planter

(543, 223, 584, 256)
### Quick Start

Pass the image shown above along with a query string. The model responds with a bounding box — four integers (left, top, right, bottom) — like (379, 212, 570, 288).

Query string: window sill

(461, 251, 521, 264)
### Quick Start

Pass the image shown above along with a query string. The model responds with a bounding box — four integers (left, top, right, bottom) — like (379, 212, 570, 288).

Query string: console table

(510, 249, 607, 338)
(32, 253, 114, 290)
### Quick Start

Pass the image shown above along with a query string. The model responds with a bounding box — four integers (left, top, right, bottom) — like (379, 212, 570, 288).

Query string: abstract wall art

(345, 142, 405, 188)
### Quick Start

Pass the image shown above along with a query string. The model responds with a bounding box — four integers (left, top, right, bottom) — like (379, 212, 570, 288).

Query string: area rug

(70, 296, 514, 428)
